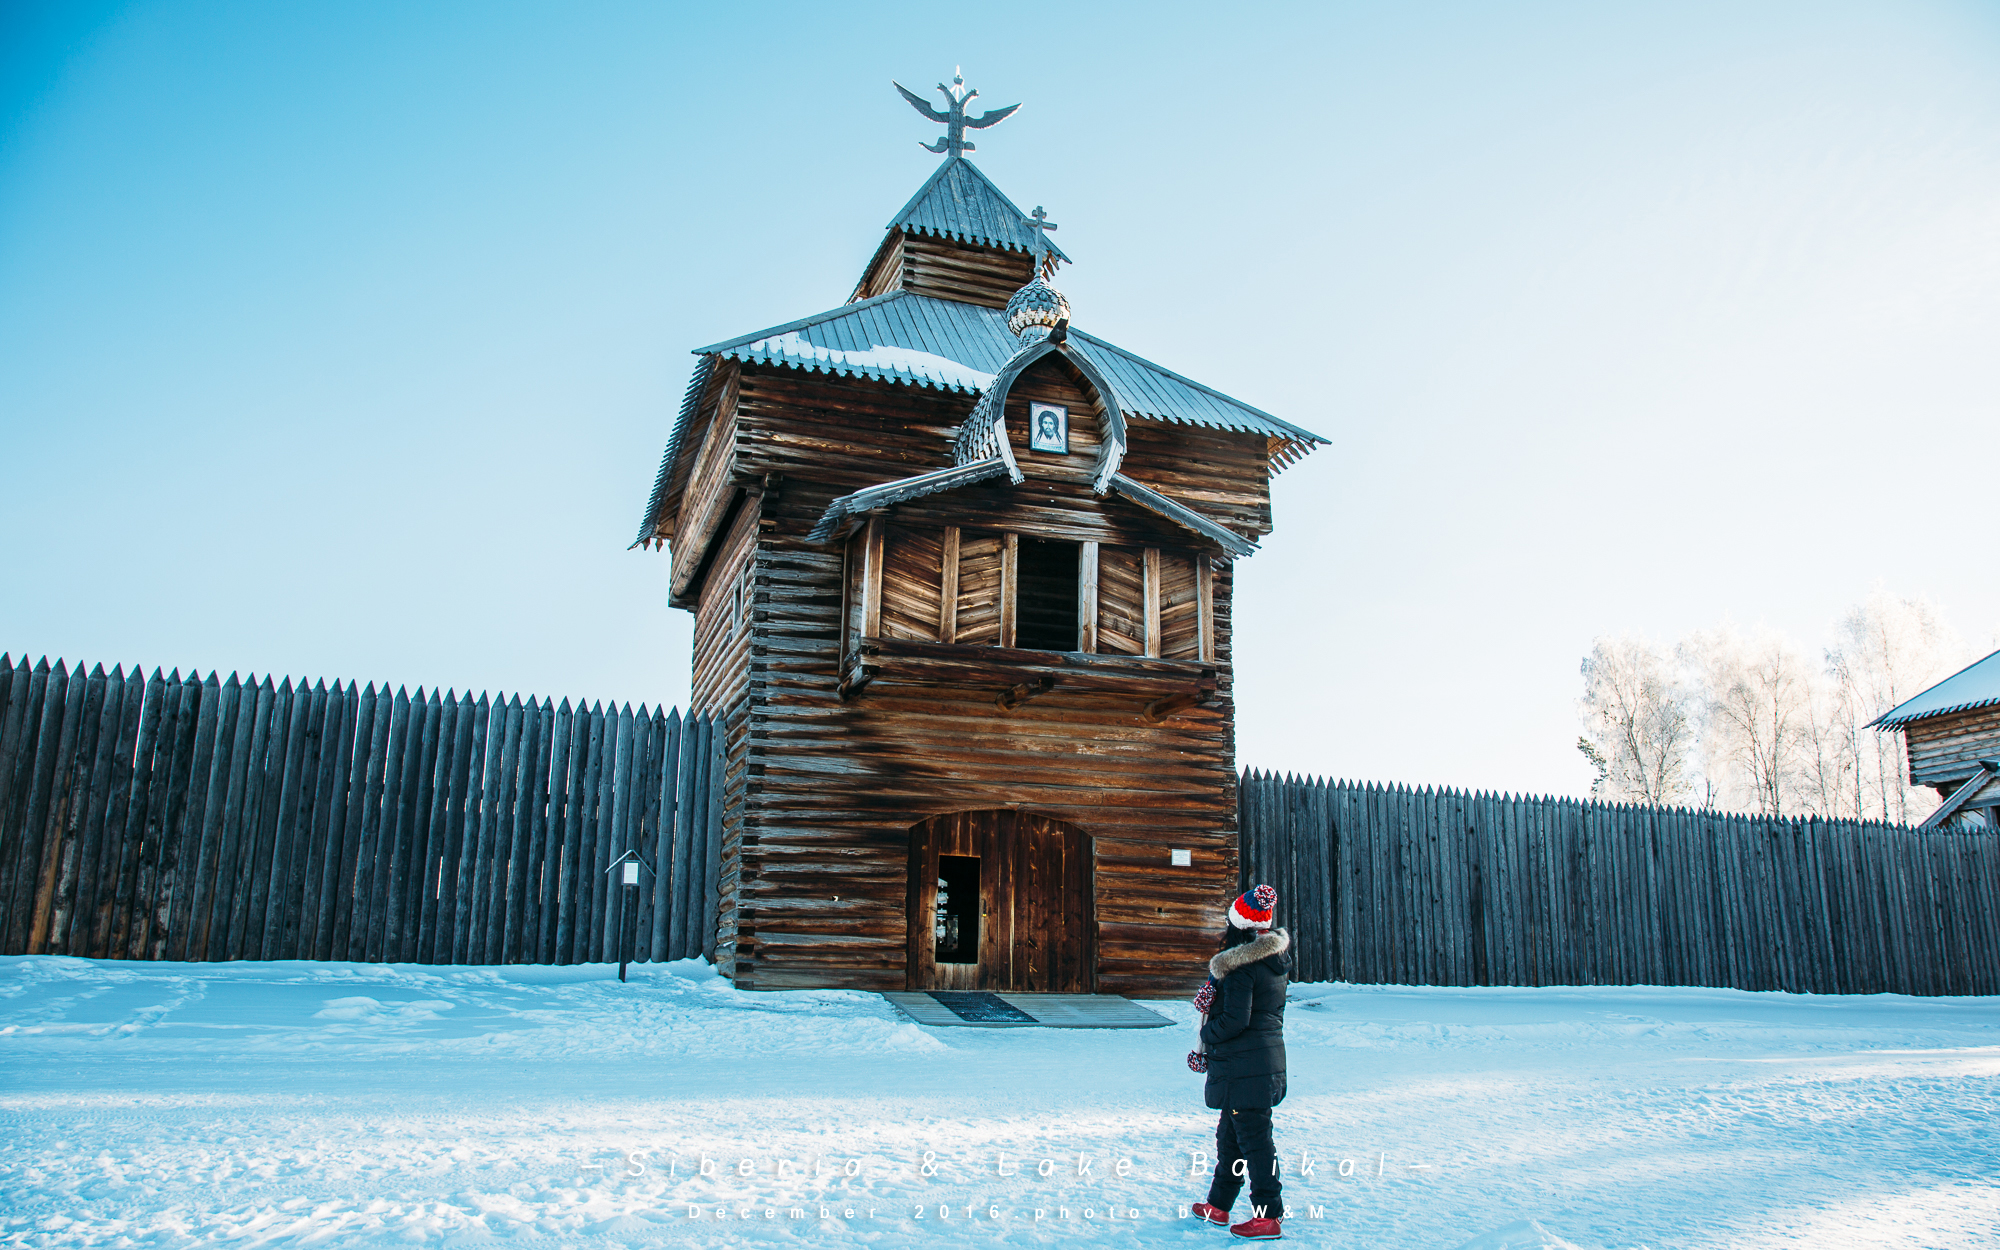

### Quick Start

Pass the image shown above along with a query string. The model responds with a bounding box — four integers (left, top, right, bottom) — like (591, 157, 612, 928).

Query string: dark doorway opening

(935, 855, 981, 964)
(907, 810, 1095, 993)
(1017, 539, 1079, 651)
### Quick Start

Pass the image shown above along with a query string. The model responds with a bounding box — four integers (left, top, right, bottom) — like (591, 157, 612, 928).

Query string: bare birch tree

(1576, 592, 1973, 822)
(1826, 590, 1965, 824)
(1577, 635, 1700, 805)
(1680, 627, 1816, 817)
(1798, 676, 1861, 817)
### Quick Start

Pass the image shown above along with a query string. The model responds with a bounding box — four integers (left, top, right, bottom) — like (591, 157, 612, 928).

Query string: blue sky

(4, 1, 1998, 796)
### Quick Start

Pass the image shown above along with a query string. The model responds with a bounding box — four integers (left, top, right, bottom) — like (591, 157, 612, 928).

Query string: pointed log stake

(1142, 688, 1212, 724)
(995, 675, 1056, 712)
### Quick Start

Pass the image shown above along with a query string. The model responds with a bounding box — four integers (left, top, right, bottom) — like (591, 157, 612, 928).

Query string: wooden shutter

(880, 525, 944, 642)
(1097, 547, 1145, 655)
(954, 532, 1005, 645)
(1159, 552, 1200, 660)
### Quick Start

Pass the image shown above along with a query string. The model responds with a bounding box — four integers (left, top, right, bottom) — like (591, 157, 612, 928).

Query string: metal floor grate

(882, 992, 1172, 1029)
(926, 991, 1039, 1023)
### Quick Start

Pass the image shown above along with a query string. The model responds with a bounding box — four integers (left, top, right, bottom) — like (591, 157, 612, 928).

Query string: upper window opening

(1016, 538, 1079, 652)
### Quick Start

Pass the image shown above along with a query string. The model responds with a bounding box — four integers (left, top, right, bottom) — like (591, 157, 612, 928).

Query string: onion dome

(1005, 273, 1071, 343)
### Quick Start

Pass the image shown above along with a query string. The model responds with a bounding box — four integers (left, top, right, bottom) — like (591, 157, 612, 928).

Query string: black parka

(1198, 927, 1290, 1110)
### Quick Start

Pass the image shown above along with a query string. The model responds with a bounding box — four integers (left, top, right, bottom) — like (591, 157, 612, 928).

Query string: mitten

(1186, 1050, 1209, 1073)
(1192, 979, 1216, 1015)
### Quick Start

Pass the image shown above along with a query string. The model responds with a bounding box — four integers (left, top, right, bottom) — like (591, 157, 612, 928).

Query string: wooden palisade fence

(1240, 772, 2000, 997)
(0, 656, 722, 966)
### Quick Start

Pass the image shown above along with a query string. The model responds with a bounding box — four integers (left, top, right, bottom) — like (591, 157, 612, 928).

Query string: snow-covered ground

(2, 955, 1996, 1248)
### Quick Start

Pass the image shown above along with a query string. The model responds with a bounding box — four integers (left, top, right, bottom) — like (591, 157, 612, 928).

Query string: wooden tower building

(632, 78, 1325, 994)
(1872, 648, 2000, 830)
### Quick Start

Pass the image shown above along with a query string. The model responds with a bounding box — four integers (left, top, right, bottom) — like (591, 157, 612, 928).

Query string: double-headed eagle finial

(892, 67, 1020, 157)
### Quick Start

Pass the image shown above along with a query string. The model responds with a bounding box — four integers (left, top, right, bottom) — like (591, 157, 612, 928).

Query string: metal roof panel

(695, 291, 1325, 444)
(1870, 649, 2000, 728)
(887, 157, 1072, 261)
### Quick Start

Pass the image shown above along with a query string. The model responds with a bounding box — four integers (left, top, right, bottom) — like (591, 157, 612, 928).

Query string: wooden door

(906, 810, 1093, 993)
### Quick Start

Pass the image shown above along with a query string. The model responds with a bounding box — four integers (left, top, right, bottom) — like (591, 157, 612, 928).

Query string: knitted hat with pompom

(1228, 884, 1277, 930)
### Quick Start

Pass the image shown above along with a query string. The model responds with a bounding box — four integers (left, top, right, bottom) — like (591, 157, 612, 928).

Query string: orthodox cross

(893, 68, 1020, 157)
(1025, 206, 1058, 272)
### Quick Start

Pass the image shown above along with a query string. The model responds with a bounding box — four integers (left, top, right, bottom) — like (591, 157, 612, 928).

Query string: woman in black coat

(1191, 884, 1289, 1240)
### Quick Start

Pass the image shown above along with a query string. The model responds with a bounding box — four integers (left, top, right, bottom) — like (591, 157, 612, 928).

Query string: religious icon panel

(1029, 402, 1068, 454)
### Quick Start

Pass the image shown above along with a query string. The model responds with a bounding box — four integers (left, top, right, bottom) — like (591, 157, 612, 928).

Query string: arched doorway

(906, 810, 1094, 993)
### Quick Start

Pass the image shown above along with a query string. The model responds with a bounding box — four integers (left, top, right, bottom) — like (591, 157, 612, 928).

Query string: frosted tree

(1576, 593, 1973, 822)
(1826, 591, 1966, 824)
(1681, 627, 1815, 817)
(1797, 676, 1861, 818)
(1577, 635, 1701, 805)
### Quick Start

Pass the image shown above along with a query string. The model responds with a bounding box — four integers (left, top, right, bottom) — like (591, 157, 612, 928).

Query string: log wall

(854, 230, 1038, 308)
(665, 362, 1277, 996)
(731, 498, 1240, 995)
(1239, 772, 2000, 996)
(0, 656, 724, 967)
(1903, 707, 2000, 791)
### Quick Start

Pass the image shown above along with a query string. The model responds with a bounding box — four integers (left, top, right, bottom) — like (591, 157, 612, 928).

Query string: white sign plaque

(1170, 848, 1192, 867)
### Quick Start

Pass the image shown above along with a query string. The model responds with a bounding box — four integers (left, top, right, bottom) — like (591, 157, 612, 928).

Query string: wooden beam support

(1919, 762, 2000, 831)
(999, 532, 1019, 649)
(996, 675, 1057, 713)
(853, 637, 1214, 698)
(1142, 688, 1212, 724)
(838, 530, 856, 666)
(666, 372, 743, 598)
(1195, 555, 1215, 663)
(939, 525, 961, 644)
(859, 514, 885, 641)
(669, 486, 749, 606)
(1142, 547, 1162, 659)
(1077, 540, 1099, 654)
(837, 664, 879, 703)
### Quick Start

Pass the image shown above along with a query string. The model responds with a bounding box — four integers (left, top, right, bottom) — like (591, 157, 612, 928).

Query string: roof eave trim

(630, 354, 717, 551)
(1070, 327, 1329, 446)
(1870, 695, 2000, 730)
(900, 221, 1072, 263)
(694, 290, 911, 356)
(718, 350, 987, 395)
(806, 457, 1013, 544)
(1867, 648, 2000, 728)
(1108, 473, 1258, 559)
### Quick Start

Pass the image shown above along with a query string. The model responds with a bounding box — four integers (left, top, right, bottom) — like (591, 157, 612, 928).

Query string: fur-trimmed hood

(1209, 927, 1290, 981)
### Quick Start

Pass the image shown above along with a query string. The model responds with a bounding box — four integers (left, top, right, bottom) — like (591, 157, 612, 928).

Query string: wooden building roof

(1870, 649, 2000, 729)
(877, 156, 1072, 263)
(633, 153, 1325, 553)
(634, 291, 1324, 549)
(691, 291, 1319, 447)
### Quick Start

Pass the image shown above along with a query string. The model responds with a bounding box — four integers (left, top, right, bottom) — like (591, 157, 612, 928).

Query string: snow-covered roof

(1870, 649, 2000, 729)
(692, 290, 1325, 447)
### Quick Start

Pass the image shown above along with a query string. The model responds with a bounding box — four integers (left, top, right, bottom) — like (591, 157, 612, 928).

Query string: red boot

(1192, 1202, 1231, 1226)
(1230, 1214, 1283, 1239)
